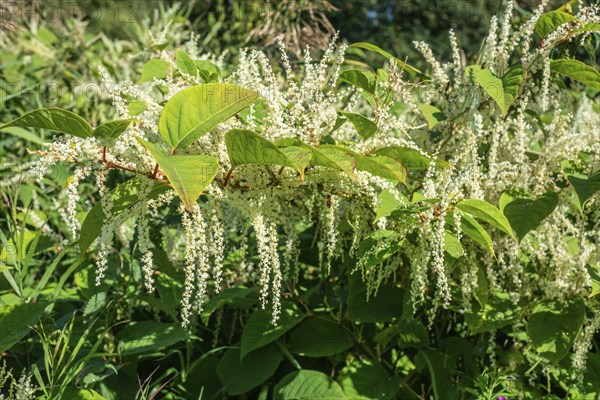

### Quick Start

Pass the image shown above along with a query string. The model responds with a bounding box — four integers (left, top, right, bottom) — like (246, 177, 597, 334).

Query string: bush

(1, 1, 599, 399)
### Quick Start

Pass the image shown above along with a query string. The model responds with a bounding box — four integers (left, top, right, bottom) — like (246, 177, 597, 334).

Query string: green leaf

(240, 303, 304, 359)
(418, 104, 446, 130)
(339, 70, 377, 93)
(116, 322, 191, 356)
(447, 212, 494, 254)
(0, 108, 93, 138)
(277, 138, 358, 177)
(589, 264, 600, 299)
(550, 59, 600, 90)
(80, 177, 169, 251)
(397, 318, 429, 348)
(562, 161, 600, 209)
(500, 192, 558, 241)
(321, 145, 406, 183)
(374, 189, 408, 222)
(348, 42, 427, 78)
(280, 146, 313, 179)
(225, 130, 311, 178)
(465, 293, 522, 334)
(159, 83, 259, 149)
(476, 66, 526, 115)
(444, 230, 463, 258)
(201, 287, 258, 324)
(176, 49, 198, 77)
(287, 317, 353, 357)
(273, 370, 346, 400)
(346, 274, 403, 323)
(342, 112, 377, 139)
(535, 11, 578, 38)
(217, 344, 282, 396)
(62, 388, 106, 400)
(338, 361, 401, 400)
(374, 146, 450, 170)
(127, 101, 147, 116)
(93, 119, 137, 139)
(456, 199, 515, 239)
(527, 298, 585, 363)
(0, 302, 49, 353)
(138, 139, 220, 212)
(138, 59, 171, 83)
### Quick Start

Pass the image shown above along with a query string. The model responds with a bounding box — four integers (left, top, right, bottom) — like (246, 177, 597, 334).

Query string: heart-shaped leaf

(0, 108, 93, 138)
(500, 191, 558, 241)
(159, 83, 259, 150)
(138, 140, 220, 212)
(476, 66, 526, 115)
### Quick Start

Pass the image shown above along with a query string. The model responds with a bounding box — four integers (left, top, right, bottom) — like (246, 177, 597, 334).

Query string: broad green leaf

(464, 293, 522, 334)
(225, 129, 310, 177)
(500, 191, 558, 241)
(338, 361, 401, 400)
(339, 70, 377, 93)
(374, 189, 408, 222)
(159, 83, 259, 149)
(456, 199, 515, 239)
(176, 49, 198, 77)
(287, 317, 353, 357)
(201, 287, 258, 324)
(0, 302, 49, 353)
(346, 274, 403, 323)
(195, 60, 221, 77)
(527, 298, 585, 363)
(138, 59, 171, 83)
(562, 161, 600, 209)
(535, 11, 578, 38)
(444, 230, 463, 258)
(551, 59, 600, 90)
(116, 322, 191, 356)
(216, 344, 282, 396)
(138, 140, 219, 212)
(342, 112, 377, 139)
(374, 146, 450, 170)
(476, 66, 526, 115)
(348, 42, 427, 78)
(321, 145, 406, 182)
(0, 108, 93, 138)
(465, 64, 482, 83)
(80, 177, 168, 251)
(62, 388, 106, 400)
(93, 119, 137, 139)
(280, 146, 313, 179)
(277, 138, 357, 176)
(447, 211, 494, 254)
(397, 318, 429, 348)
(127, 101, 147, 116)
(273, 370, 346, 400)
(418, 104, 446, 129)
(240, 303, 304, 359)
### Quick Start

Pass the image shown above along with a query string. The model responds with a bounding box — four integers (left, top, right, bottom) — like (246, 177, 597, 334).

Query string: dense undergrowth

(1, 1, 599, 399)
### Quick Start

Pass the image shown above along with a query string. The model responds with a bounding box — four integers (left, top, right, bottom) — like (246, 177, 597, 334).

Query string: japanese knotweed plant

(2, 0, 600, 374)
